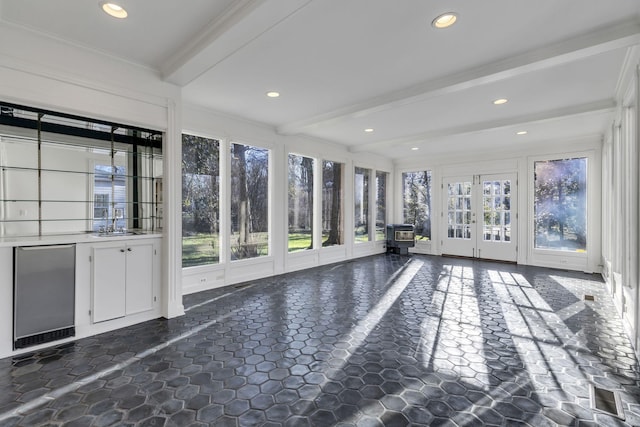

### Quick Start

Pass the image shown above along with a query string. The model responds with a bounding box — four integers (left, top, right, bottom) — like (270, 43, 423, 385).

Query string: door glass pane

(483, 179, 511, 243)
(534, 158, 587, 252)
(447, 181, 472, 240)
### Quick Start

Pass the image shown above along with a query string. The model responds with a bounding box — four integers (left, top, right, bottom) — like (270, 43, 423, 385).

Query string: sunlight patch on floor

(417, 265, 491, 389)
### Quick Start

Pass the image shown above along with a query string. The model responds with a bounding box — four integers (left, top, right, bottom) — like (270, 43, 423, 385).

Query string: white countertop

(0, 231, 163, 247)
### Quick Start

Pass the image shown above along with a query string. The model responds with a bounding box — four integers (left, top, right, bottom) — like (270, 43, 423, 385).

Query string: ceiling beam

(348, 99, 616, 153)
(162, 0, 312, 85)
(278, 18, 640, 136)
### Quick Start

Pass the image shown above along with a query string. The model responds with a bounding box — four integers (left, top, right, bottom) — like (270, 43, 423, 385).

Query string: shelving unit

(0, 102, 163, 237)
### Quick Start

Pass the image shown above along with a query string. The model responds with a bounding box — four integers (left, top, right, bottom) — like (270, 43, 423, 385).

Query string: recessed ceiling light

(493, 98, 508, 105)
(364, 128, 374, 133)
(100, 1, 128, 19)
(516, 131, 528, 135)
(432, 12, 458, 29)
(266, 91, 280, 98)
(411, 147, 420, 151)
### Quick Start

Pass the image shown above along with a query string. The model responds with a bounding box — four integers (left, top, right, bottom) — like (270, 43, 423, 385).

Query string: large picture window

(402, 171, 432, 240)
(288, 154, 314, 252)
(182, 134, 220, 267)
(354, 167, 371, 243)
(230, 143, 269, 260)
(534, 157, 587, 252)
(376, 171, 388, 240)
(322, 160, 344, 246)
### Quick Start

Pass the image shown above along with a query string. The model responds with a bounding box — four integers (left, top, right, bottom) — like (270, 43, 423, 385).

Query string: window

(322, 160, 344, 246)
(375, 171, 388, 240)
(354, 167, 370, 243)
(288, 154, 314, 252)
(93, 193, 109, 227)
(93, 164, 126, 232)
(402, 171, 432, 240)
(182, 134, 220, 267)
(230, 143, 269, 260)
(534, 157, 587, 252)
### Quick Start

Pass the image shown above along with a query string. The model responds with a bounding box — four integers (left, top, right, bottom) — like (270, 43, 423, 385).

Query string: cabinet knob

(127, 248, 132, 252)
(120, 249, 125, 253)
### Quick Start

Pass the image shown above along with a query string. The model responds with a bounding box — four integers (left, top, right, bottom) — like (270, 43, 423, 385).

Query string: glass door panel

(478, 174, 516, 262)
(442, 176, 474, 257)
(442, 173, 517, 262)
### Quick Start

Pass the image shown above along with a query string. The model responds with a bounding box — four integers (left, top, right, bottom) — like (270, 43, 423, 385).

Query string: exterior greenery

(322, 160, 344, 246)
(230, 143, 269, 260)
(402, 171, 432, 240)
(288, 154, 314, 252)
(376, 171, 387, 241)
(354, 167, 370, 242)
(534, 158, 587, 251)
(182, 134, 220, 267)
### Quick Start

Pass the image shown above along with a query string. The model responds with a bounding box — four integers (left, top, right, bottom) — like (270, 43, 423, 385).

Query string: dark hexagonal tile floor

(1, 254, 640, 426)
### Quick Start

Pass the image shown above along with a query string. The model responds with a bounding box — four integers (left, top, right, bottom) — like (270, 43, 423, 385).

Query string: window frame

(181, 133, 221, 268)
(527, 149, 599, 271)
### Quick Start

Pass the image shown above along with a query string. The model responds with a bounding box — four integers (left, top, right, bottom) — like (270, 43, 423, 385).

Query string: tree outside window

(375, 171, 388, 240)
(230, 143, 269, 260)
(534, 157, 587, 252)
(181, 134, 220, 267)
(288, 154, 314, 252)
(322, 160, 344, 246)
(402, 171, 432, 240)
(354, 167, 370, 243)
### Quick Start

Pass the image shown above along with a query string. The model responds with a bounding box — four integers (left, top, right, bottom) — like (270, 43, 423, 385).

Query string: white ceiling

(2, 0, 640, 160)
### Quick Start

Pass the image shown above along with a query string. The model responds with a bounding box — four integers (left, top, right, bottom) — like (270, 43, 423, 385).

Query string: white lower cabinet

(92, 240, 156, 323)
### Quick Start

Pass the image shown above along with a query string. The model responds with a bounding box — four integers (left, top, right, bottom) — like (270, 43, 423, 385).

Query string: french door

(442, 173, 517, 262)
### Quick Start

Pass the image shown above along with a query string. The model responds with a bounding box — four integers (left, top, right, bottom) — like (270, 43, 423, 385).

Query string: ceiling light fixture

(364, 128, 374, 133)
(266, 91, 280, 98)
(493, 98, 508, 105)
(432, 12, 458, 29)
(411, 147, 420, 151)
(516, 131, 528, 135)
(100, 1, 128, 19)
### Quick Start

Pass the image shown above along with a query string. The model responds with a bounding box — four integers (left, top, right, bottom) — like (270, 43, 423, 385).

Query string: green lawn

(182, 233, 219, 268)
(288, 231, 312, 252)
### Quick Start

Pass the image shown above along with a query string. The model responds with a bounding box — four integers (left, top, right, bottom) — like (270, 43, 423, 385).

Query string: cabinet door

(125, 242, 154, 315)
(93, 245, 126, 322)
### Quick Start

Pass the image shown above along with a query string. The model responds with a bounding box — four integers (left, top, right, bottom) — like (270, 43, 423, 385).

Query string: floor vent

(591, 385, 623, 419)
(584, 294, 595, 301)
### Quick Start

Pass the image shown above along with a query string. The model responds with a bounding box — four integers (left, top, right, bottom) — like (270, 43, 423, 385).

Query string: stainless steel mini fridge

(14, 244, 76, 349)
